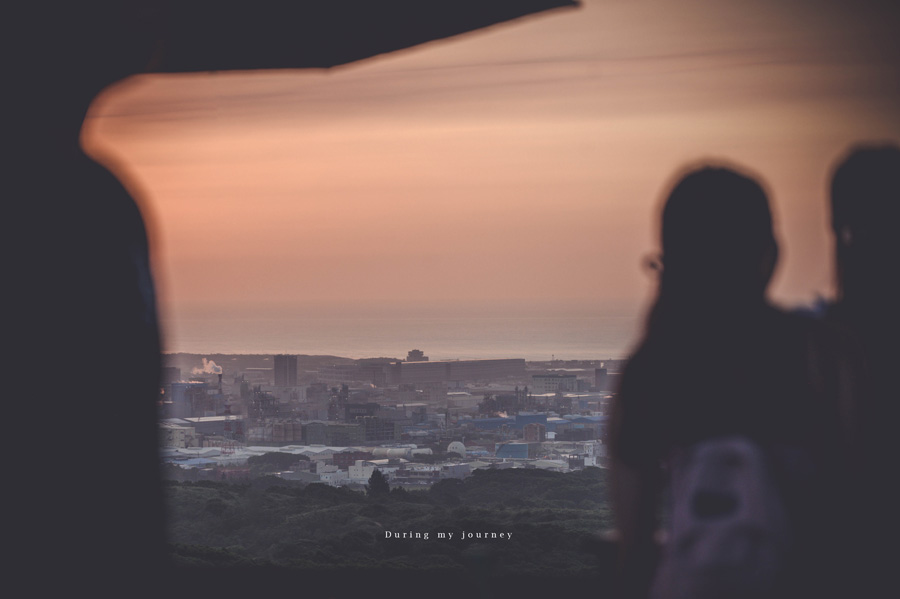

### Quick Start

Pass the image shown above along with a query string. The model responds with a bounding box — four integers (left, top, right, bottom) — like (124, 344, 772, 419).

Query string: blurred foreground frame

(151, 0, 580, 72)
(19, 1, 583, 598)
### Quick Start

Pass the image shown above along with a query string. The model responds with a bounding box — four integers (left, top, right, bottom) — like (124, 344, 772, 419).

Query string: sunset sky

(82, 0, 900, 349)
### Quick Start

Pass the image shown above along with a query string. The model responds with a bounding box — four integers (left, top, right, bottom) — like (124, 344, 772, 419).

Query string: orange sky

(82, 0, 900, 333)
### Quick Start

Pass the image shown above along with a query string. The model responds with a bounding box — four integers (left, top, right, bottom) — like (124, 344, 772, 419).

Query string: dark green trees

(365, 469, 390, 497)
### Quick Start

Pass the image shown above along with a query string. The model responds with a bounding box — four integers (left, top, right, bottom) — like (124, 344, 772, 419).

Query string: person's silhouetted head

(636, 163, 778, 349)
(829, 143, 900, 311)
(657, 165, 777, 306)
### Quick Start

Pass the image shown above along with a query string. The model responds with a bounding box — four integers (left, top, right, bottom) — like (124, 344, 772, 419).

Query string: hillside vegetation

(165, 467, 616, 597)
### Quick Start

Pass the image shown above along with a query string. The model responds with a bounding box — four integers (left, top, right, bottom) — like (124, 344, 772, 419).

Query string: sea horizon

(159, 312, 643, 362)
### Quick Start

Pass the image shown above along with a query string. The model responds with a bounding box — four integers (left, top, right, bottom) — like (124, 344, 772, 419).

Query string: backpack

(650, 436, 792, 599)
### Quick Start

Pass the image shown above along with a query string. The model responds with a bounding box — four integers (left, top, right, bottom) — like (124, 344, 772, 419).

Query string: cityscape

(159, 349, 625, 486)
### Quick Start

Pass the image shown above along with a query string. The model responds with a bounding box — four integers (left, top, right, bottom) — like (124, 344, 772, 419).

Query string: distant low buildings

(305, 421, 365, 445)
(531, 373, 577, 394)
(524, 422, 547, 442)
(159, 422, 196, 448)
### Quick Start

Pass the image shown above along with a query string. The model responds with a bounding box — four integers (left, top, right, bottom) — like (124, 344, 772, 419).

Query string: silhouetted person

(607, 165, 846, 599)
(827, 143, 900, 598)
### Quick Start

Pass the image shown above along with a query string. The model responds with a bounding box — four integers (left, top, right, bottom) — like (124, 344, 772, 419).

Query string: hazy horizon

(159, 312, 640, 362)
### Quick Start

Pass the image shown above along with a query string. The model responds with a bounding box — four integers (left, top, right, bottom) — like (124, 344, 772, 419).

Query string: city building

(332, 450, 374, 470)
(393, 358, 526, 385)
(495, 442, 540, 459)
(165, 381, 213, 418)
(524, 422, 547, 442)
(159, 422, 196, 448)
(303, 421, 366, 446)
(355, 416, 401, 443)
(317, 363, 362, 384)
(594, 367, 609, 392)
(406, 349, 428, 362)
(348, 460, 378, 483)
(531, 373, 577, 394)
(274, 354, 298, 387)
(344, 402, 380, 421)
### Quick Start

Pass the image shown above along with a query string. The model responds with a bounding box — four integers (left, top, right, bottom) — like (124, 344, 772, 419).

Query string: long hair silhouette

(609, 163, 844, 599)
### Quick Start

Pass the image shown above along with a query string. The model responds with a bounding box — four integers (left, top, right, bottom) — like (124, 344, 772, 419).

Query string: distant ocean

(160, 313, 643, 361)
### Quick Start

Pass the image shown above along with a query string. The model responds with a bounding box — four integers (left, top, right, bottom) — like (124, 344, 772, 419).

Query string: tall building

(274, 354, 298, 387)
(594, 367, 608, 392)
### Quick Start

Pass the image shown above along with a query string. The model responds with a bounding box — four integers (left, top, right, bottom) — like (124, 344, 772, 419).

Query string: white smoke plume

(192, 358, 223, 375)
